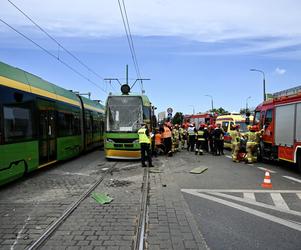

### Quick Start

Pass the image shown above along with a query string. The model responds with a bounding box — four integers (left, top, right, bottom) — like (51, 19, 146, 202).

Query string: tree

(210, 107, 228, 115)
(172, 112, 183, 125)
(240, 107, 254, 115)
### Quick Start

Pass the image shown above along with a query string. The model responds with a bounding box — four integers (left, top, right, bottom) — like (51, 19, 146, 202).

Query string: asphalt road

(168, 149, 301, 250)
(1, 148, 301, 250)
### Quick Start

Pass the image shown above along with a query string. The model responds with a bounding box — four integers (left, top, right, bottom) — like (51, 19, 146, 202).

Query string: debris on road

(107, 179, 133, 187)
(149, 168, 163, 173)
(190, 167, 208, 174)
(91, 192, 113, 205)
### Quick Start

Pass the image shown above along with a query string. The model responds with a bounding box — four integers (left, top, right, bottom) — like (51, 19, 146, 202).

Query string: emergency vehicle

(253, 86, 301, 172)
(215, 114, 251, 148)
(186, 113, 217, 128)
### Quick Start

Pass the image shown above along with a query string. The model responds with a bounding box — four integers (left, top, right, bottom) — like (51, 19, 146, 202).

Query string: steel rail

(27, 163, 117, 250)
(135, 167, 150, 250)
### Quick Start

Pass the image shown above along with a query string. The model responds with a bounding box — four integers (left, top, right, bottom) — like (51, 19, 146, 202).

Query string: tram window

(3, 106, 33, 142)
(58, 112, 77, 136)
(143, 107, 150, 120)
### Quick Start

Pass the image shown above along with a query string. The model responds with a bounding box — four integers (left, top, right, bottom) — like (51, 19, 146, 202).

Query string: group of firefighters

(138, 120, 263, 168)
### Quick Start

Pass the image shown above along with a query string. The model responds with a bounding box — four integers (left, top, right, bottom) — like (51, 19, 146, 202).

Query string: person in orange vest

(138, 123, 154, 167)
(154, 128, 164, 156)
(160, 122, 173, 156)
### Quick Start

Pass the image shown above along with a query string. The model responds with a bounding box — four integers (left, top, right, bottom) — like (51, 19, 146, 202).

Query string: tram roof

(0, 61, 104, 112)
(81, 95, 104, 113)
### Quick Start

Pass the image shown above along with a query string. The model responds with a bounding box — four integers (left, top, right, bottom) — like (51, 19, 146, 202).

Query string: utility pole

(104, 65, 150, 94)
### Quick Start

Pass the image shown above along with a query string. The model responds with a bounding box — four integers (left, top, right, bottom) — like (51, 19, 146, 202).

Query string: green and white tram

(0, 61, 104, 186)
(104, 85, 154, 159)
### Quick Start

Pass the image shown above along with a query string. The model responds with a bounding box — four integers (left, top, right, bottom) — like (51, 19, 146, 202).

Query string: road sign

(167, 113, 172, 118)
(167, 108, 173, 114)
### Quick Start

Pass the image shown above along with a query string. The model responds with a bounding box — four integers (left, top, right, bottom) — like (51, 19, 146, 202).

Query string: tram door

(38, 100, 57, 165)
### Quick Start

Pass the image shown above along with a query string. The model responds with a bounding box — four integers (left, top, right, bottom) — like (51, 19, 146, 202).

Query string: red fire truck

(253, 86, 301, 171)
(185, 113, 217, 128)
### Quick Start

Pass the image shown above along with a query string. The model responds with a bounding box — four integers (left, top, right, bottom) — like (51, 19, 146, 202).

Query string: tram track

(134, 167, 150, 250)
(27, 162, 118, 250)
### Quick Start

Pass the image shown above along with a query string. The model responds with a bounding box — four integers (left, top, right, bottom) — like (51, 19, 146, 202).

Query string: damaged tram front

(104, 93, 154, 159)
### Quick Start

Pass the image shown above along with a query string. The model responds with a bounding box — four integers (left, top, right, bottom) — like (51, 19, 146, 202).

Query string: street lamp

(189, 105, 195, 115)
(246, 96, 251, 111)
(205, 95, 214, 111)
(250, 69, 266, 101)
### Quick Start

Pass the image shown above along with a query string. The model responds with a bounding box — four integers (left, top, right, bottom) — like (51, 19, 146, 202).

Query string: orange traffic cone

(261, 171, 273, 188)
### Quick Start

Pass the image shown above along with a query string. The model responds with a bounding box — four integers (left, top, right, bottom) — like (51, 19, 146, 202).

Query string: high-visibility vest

(161, 126, 172, 138)
(230, 130, 240, 144)
(197, 130, 205, 141)
(188, 127, 196, 136)
(138, 128, 150, 144)
(155, 133, 162, 145)
(246, 131, 257, 143)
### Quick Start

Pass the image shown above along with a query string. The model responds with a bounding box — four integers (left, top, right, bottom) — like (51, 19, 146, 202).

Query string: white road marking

(270, 193, 290, 210)
(181, 189, 301, 193)
(181, 189, 301, 216)
(243, 192, 256, 201)
(182, 189, 301, 232)
(257, 167, 277, 174)
(297, 193, 301, 200)
(225, 155, 232, 159)
(283, 176, 301, 184)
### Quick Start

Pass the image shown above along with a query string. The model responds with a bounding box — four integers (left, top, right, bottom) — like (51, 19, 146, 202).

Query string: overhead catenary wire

(117, 0, 144, 91)
(7, 0, 106, 83)
(0, 18, 107, 94)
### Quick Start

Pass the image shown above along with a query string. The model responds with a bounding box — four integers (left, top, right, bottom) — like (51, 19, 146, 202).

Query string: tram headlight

(106, 138, 115, 143)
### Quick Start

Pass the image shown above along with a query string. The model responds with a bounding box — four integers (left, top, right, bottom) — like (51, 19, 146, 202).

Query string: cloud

(275, 67, 286, 75)
(1, 0, 301, 56)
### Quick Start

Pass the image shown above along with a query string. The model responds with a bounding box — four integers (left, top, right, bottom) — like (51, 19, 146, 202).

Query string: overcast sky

(1, 0, 301, 114)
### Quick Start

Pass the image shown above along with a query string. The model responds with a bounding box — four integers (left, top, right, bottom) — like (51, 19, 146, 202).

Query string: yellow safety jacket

(138, 128, 150, 144)
(197, 130, 205, 141)
(230, 130, 240, 144)
(245, 131, 257, 143)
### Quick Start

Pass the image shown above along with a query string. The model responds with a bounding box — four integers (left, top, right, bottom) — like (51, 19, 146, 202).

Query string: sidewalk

(147, 156, 208, 250)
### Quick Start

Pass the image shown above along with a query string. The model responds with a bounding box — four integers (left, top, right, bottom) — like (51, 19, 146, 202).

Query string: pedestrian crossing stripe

(181, 189, 301, 217)
(181, 189, 301, 232)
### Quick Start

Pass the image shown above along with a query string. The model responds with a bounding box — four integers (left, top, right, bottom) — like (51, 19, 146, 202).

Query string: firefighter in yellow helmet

(230, 124, 241, 162)
(195, 124, 206, 155)
(172, 124, 180, 152)
(244, 125, 260, 164)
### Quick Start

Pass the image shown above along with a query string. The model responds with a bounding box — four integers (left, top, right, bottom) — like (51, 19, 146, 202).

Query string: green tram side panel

(0, 141, 38, 186)
(57, 136, 82, 161)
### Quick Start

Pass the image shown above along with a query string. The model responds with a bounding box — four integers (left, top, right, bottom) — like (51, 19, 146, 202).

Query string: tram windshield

(106, 96, 143, 132)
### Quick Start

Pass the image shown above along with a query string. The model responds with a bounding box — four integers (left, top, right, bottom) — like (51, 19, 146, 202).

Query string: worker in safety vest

(244, 125, 261, 164)
(187, 123, 197, 152)
(161, 122, 173, 156)
(195, 124, 206, 155)
(229, 124, 241, 162)
(181, 125, 188, 149)
(153, 128, 163, 156)
(179, 125, 184, 150)
(138, 123, 153, 167)
(172, 124, 180, 152)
